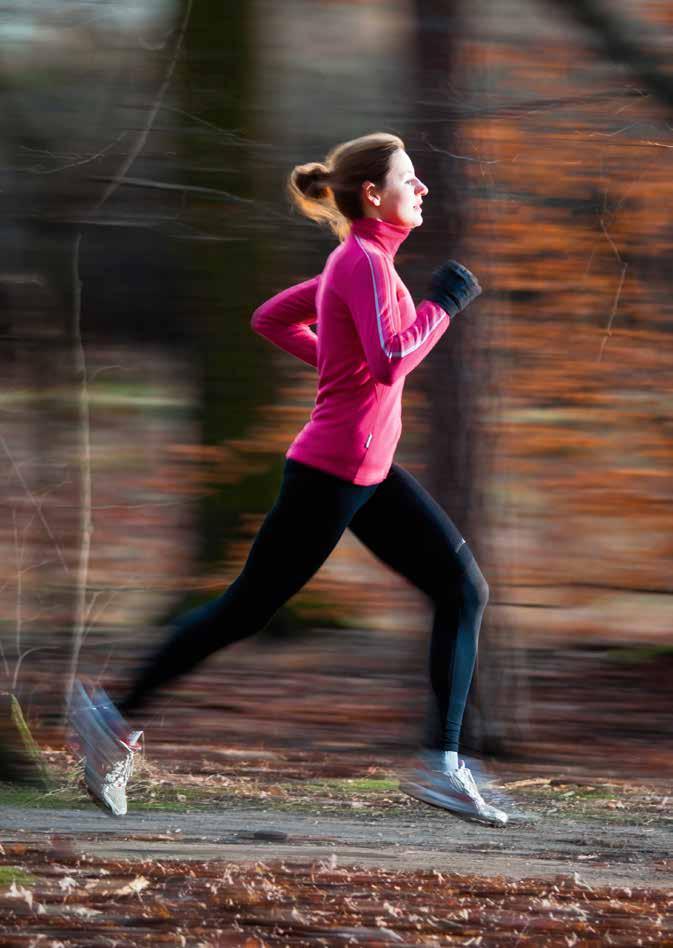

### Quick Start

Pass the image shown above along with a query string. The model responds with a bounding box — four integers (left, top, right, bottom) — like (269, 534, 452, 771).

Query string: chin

(391, 210, 423, 228)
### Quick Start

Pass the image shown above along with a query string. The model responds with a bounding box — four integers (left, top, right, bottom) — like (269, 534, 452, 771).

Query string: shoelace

(455, 765, 486, 804)
(460, 767, 506, 819)
(104, 751, 134, 790)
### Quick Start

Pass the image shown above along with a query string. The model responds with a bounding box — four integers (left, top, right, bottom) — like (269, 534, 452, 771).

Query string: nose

(417, 180, 428, 198)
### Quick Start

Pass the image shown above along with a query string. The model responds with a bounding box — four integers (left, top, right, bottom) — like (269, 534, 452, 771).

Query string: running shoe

(459, 753, 536, 822)
(400, 757, 508, 826)
(416, 750, 498, 790)
(68, 679, 142, 817)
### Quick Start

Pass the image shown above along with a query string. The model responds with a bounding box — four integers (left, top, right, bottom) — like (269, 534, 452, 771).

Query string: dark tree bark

(409, 1, 529, 758)
(162, 1, 300, 632)
(545, 0, 673, 113)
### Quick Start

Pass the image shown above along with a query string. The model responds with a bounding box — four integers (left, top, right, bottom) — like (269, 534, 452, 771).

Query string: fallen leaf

(7, 882, 33, 909)
(117, 875, 150, 896)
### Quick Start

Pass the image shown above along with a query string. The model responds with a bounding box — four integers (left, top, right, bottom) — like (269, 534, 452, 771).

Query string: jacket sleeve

(347, 252, 451, 386)
(250, 275, 319, 368)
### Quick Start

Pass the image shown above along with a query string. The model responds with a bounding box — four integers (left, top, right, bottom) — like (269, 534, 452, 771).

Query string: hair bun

(295, 162, 331, 199)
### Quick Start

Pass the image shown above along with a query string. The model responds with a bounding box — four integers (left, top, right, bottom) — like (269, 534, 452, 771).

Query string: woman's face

(363, 149, 428, 228)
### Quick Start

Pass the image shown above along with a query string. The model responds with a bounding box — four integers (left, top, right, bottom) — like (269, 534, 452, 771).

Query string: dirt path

(3, 788, 672, 945)
(2, 800, 672, 891)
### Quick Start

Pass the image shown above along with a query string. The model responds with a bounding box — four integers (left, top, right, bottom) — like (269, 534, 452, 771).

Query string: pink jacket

(251, 216, 452, 485)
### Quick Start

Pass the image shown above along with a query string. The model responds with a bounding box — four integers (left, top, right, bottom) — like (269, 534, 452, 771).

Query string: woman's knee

(468, 569, 489, 611)
(459, 548, 489, 611)
(422, 542, 489, 612)
(433, 542, 487, 611)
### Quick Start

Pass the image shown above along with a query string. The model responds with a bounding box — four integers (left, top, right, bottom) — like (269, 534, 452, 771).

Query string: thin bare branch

(82, 591, 118, 649)
(638, 139, 673, 150)
(0, 639, 8, 680)
(64, 233, 92, 712)
(0, 434, 69, 573)
(586, 123, 641, 138)
(20, 133, 127, 175)
(156, 105, 269, 146)
(92, 0, 194, 213)
(83, 589, 115, 634)
(598, 263, 628, 362)
(13, 512, 23, 670)
(91, 174, 257, 203)
(599, 217, 623, 264)
(12, 647, 50, 695)
(424, 137, 501, 165)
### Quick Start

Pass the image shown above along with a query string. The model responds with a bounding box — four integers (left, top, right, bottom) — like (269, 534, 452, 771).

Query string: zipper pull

(365, 433, 373, 449)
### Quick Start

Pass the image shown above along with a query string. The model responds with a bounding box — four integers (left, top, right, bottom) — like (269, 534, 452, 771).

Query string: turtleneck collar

(350, 216, 412, 258)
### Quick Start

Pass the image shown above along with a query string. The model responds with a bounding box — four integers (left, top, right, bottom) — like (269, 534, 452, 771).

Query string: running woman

(69, 132, 508, 826)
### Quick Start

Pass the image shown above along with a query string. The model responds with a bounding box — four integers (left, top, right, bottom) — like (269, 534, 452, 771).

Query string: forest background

(0, 0, 671, 777)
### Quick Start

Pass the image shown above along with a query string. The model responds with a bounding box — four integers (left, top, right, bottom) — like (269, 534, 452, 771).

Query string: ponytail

(288, 132, 404, 242)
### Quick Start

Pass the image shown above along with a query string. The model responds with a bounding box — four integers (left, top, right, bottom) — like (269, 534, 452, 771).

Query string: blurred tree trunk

(178, 3, 258, 588)
(409, 0, 673, 759)
(161, 2, 289, 627)
(545, 0, 673, 111)
(410, 0, 529, 757)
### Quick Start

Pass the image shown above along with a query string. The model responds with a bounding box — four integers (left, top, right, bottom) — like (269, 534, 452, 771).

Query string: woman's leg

(348, 463, 489, 755)
(118, 459, 379, 716)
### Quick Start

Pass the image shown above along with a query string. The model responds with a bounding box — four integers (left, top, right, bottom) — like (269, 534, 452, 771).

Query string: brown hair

(287, 132, 405, 242)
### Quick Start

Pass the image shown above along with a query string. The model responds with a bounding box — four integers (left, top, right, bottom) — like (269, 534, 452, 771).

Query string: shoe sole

(400, 779, 508, 827)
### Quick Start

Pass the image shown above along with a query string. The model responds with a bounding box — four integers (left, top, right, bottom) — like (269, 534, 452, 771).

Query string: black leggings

(119, 458, 489, 752)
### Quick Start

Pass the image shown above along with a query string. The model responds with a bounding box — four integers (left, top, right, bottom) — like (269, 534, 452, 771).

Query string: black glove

(426, 260, 482, 317)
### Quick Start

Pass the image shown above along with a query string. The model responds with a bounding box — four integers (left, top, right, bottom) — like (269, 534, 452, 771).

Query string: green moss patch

(0, 866, 38, 887)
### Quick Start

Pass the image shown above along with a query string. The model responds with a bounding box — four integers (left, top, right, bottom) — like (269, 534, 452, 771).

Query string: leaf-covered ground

(1, 844, 672, 946)
(5, 743, 673, 825)
(1, 748, 673, 946)
(3, 642, 672, 943)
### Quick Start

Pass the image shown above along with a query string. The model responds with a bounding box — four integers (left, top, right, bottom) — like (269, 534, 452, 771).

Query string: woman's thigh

(348, 463, 467, 600)
(240, 459, 378, 601)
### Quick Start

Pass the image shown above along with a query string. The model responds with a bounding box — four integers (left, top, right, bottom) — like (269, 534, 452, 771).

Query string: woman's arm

(347, 253, 451, 386)
(251, 275, 319, 368)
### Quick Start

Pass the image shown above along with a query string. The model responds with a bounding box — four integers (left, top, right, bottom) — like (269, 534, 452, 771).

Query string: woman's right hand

(426, 261, 482, 317)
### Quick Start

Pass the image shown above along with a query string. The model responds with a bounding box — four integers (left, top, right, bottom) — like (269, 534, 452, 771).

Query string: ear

(362, 181, 381, 208)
